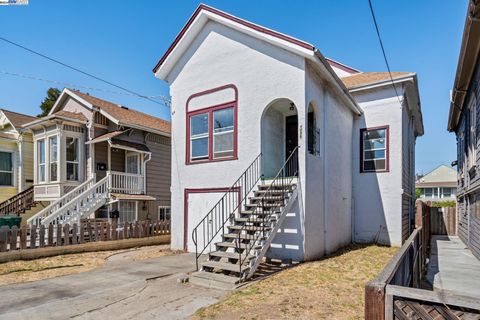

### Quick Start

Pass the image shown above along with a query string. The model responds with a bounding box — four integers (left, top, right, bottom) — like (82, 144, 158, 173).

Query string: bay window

(0, 151, 13, 186)
(37, 139, 46, 182)
(187, 105, 237, 163)
(360, 126, 389, 173)
(49, 136, 58, 181)
(66, 137, 79, 181)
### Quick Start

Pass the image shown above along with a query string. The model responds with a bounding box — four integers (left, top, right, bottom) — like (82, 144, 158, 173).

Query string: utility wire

(0, 70, 170, 106)
(0, 36, 168, 107)
(367, 0, 402, 105)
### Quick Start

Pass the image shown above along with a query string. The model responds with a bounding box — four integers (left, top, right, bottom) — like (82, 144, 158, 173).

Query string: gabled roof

(54, 110, 88, 122)
(415, 165, 457, 187)
(48, 89, 171, 136)
(152, 4, 362, 115)
(341, 72, 413, 90)
(0, 109, 37, 130)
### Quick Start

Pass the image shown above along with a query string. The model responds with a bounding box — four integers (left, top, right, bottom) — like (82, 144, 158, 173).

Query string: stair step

(209, 251, 255, 260)
(202, 261, 250, 273)
(241, 210, 279, 216)
(245, 203, 283, 208)
(228, 225, 271, 231)
(235, 217, 277, 223)
(223, 233, 263, 240)
(249, 196, 284, 201)
(189, 271, 240, 290)
(216, 241, 261, 250)
(257, 184, 295, 190)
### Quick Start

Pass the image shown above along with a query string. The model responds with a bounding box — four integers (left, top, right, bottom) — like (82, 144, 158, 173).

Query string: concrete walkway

(426, 235, 480, 298)
(0, 249, 227, 319)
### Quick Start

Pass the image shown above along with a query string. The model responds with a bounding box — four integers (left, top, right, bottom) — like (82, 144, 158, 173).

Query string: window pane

(49, 136, 57, 162)
(39, 165, 45, 182)
(364, 150, 385, 160)
(38, 140, 45, 163)
(213, 108, 234, 133)
(127, 154, 139, 174)
(191, 113, 209, 136)
(364, 139, 385, 150)
(191, 137, 208, 159)
(0, 152, 12, 172)
(424, 188, 432, 197)
(214, 131, 233, 158)
(67, 163, 78, 181)
(443, 188, 451, 197)
(66, 138, 78, 162)
(364, 129, 386, 140)
(50, 163, 57, 181)
(0, 172, 12, 186)
(364, 159, 386, 171)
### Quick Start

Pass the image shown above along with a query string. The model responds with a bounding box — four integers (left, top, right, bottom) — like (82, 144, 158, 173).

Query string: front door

(285, 115, 298, 160)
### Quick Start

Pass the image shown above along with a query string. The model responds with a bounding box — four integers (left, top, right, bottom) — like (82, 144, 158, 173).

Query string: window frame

(66, 136, 80, 181)
(0, 151, 14, 187)
(37, 139, 46, 183)
(360, 125, 390, 173)
(185, 85, 238, 165)
(158, 206, 171, 221)
(49, 135, 59, 182)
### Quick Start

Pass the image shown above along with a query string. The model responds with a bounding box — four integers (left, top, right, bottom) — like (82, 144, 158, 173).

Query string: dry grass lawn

(194, 244, 397, 320)
(0, 245, 176, 286)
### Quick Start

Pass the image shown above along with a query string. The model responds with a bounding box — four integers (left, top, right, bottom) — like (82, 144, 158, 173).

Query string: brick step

(209, 251, 255, 260)
(202, 261, 250, 273)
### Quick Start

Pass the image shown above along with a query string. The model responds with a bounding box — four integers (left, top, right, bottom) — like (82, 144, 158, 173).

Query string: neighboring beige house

(24, 89, 171, 226)
(0, 109, 36, 203)
(416, 165, 457, 200)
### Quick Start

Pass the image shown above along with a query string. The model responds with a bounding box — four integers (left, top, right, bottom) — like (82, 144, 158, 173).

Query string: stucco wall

(352, 87, 404, 246)
(167, 20, 306, 251)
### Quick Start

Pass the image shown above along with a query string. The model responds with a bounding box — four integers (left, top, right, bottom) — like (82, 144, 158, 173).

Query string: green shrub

(430, 200, 456, 208)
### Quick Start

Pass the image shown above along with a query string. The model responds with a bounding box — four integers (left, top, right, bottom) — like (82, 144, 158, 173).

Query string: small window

(213, 107, 234, 158)
(37, 139, 46, 182)
(158, 206, 171, 221)
(190, 113, 209, 160)
(307, 111, 320, 155)
(49, 136, 58, 182)
(0, 151, 13, 186)
(442, 187, 452, 198)
(361, 126, 389, 173)
(66, 137, 79, 181)
(424, 188, 432, 198)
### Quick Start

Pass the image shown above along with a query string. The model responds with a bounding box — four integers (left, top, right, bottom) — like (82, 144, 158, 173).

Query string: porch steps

(189, 271, 240, 290)
(209, 251, 255, 260)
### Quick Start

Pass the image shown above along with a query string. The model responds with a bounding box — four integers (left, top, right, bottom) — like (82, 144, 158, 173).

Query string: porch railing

(108, 171, 145, 195)
(0, 186, 35, 216)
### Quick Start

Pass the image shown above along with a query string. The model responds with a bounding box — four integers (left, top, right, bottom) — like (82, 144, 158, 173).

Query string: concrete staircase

(190, 181, 298, 289)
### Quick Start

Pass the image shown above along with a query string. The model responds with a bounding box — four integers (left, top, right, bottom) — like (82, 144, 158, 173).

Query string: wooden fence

(0, 219, 170, 252)
(365, 201, 480, 319)
(430, 206, 456, 236)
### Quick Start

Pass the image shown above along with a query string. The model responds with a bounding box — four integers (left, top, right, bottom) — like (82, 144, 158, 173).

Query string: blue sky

(0, 1, 467, 174)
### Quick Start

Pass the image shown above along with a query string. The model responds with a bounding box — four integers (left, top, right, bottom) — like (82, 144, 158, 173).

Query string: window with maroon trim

(187, 104, 236, 163)
(360, 126, 389, 173)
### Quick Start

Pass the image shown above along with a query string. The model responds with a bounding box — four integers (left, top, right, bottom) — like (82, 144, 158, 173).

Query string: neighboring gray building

(24, 89, 171, 226)
(416, 165, 457, 200)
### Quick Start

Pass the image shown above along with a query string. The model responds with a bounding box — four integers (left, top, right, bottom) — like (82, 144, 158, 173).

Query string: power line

(0, 70, 170, 106)
(367, 0, 402, 105)
(0, 35, 168, 107)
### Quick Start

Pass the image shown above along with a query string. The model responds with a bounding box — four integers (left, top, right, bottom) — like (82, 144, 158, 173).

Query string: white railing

(41, 176, 109, 226)
(108, 171, 145, 195)
(27, 177, 96, 226)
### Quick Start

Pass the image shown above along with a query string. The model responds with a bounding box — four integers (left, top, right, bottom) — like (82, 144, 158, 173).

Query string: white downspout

(143, 152, 152, 194)
(322, 88, 328, 256)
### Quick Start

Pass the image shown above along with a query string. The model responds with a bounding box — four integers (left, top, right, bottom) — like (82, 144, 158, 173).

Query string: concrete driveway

(0, 248, 227, 319)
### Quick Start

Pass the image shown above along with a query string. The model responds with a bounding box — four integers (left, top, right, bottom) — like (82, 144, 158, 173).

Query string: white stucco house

(152, 4, 423, 286)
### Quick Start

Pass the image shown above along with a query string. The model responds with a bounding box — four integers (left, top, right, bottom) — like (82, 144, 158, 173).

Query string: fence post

(30, 225, 37, 249)
(112, 221, 117, 240)
(20, 225, 27, 249)
(10, 226, 18, 251)
(72, 223, 78, 245)
(79, 222, 84, 244)
(63, 224, 70, 246)
(48, 224, 53, 246)
(365, 280, 386, 320)
(87, 221, 93, 242)
(56, 224, 62, 246)
(39, 225, 45, 248)
(0, 226, 8, 252)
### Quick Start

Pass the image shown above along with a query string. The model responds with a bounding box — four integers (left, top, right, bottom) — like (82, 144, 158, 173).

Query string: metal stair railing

(238, 146, 299, 279)
(0, 186, 35, 216)
(40, 175, 109, 226)
(27, 176, 96, 226)
(192, 153, 263, 270)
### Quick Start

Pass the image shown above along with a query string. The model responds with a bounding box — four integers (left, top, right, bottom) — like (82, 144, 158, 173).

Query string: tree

(38, 88, 61, 117)
(415, 188, 422, 200)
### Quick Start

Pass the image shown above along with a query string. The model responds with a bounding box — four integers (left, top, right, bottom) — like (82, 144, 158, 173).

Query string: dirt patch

(193, 244, 397, 320)
(132, 247, 183, 262)
(0, 251, 114, 286)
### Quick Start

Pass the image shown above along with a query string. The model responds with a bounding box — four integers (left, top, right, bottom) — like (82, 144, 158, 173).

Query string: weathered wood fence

(0, 219, 170, 252)
(365, 201, 480, 319)
(430, 206, 456, 236)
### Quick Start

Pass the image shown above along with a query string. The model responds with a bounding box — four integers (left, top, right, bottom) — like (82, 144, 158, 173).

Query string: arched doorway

(261, 98, 298, 178)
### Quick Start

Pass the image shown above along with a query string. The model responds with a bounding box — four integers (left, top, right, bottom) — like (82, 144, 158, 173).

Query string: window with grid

(66, 137, 79, 181)
(37, 139, 46, 182)
(49, 136, 58, 182)
(360, 126, 389, 173)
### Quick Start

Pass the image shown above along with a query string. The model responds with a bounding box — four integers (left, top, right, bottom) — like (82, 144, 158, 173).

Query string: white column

(17, 136, 24, 192)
